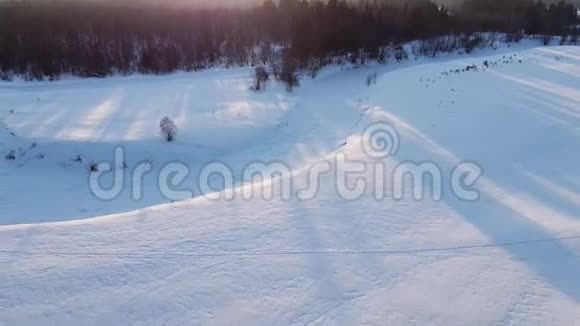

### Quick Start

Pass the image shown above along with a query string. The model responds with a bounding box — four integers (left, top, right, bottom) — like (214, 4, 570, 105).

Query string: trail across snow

(1, 45, 580, 325)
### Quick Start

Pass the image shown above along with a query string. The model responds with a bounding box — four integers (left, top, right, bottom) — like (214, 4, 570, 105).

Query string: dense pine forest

(0, 0, 577, 81)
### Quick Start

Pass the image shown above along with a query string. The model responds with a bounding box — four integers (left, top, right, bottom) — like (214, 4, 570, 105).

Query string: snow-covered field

(1, 45, 580, 324)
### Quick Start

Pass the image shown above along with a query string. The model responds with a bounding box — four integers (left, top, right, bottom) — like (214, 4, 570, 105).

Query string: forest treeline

(0, 0, 577, 80)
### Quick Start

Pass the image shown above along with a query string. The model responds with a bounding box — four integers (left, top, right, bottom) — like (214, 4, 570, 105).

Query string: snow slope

(1, 45, 580, 324)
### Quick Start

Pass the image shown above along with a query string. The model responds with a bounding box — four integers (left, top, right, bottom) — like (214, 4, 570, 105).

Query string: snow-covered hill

(1, 45, 580, 325)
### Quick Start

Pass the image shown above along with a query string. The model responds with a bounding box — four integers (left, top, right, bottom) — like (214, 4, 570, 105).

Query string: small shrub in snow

(308, 60, 322, 79)
(462, 34, 484, 54)
(377, 48, 387, 63)
(366, 72, 378, 87)
(560, 35, 568, 45)
(160, 117, 177, 142)
(278, 55, 300, 92)
(505, 31, 524, 43)
(89, 162, 99, 172)
(394, 46, 408, 62)
(251, 66, 270, 91)
(348, 52, 359, 65)
(542, 35, 552, 46)
(270, 62, 281, 80)
(465, 64, 477, 72)
(0, 72, 12, 82)
(5, 150, 16, 160)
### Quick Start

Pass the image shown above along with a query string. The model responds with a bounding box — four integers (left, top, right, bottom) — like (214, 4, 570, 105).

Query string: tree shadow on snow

(377, 109, 580, 302)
